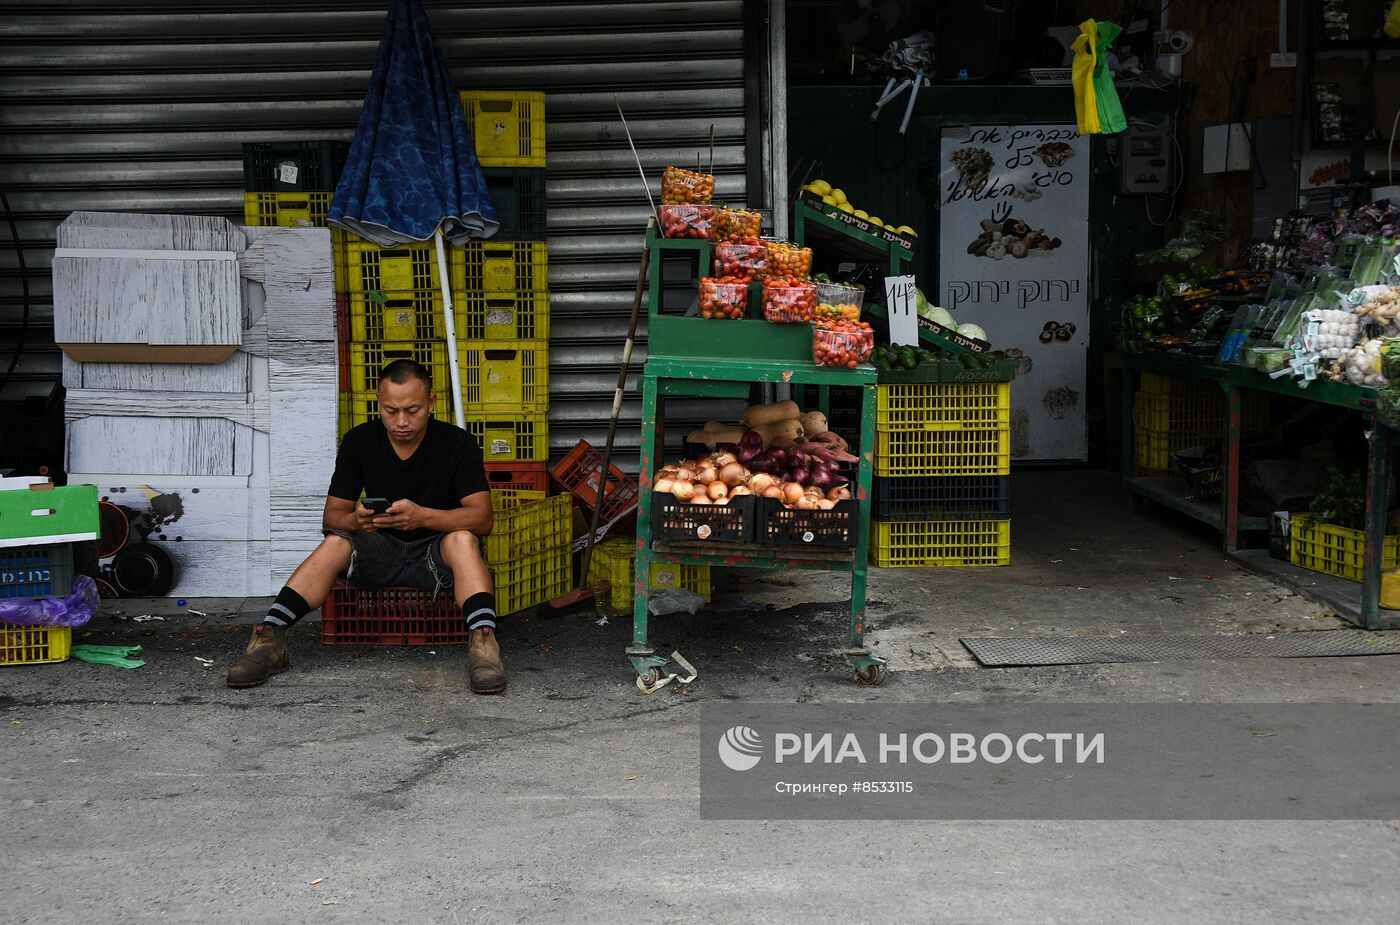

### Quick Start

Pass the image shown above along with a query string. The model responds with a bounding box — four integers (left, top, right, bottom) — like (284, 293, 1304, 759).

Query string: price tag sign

(885, 275, 918, 346)
(277, 161, 299, 185)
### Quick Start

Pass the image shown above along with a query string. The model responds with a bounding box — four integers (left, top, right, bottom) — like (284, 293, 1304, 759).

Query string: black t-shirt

(328, 419, 489, 541)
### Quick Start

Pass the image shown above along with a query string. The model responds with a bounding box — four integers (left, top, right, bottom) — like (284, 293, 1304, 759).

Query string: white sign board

(937, 124, 1090, 461)
(884, 275, 918, 346)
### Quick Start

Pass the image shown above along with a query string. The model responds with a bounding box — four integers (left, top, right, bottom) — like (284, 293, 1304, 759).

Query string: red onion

(737, 444, 762, 465)
(741, 430, 764, 448)
(767, 448, 788, 468)
(786, 447, 807, 469)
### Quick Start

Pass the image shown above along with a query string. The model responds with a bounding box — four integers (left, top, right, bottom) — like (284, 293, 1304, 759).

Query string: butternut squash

(741, 400, 800, 428)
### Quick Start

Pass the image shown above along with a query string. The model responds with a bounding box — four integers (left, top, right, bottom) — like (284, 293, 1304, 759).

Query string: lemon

(853, 208, 869, 220)
(838, 201, 854, 213)
(829, 188, 848, 205)
(810, 179, 832, 196)
(866, 215, 882, 227)
(821, 194, 837, 206)
(884, 222, 896, 231)
(896, 225, 917, 236)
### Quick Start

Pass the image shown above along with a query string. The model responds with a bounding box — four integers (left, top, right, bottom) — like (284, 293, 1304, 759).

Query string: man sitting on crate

(226, 358, 506, 694)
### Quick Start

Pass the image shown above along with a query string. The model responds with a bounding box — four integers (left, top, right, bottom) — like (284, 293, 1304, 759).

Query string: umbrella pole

(434, 230, 466, 429)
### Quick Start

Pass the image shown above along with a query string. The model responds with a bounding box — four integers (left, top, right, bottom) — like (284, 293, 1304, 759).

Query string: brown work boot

(226, 624, 290, 688)
(467, 627, 507, 694)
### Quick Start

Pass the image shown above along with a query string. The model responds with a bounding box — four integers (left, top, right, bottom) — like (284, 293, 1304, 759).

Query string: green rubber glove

(70, 644, 146, 669)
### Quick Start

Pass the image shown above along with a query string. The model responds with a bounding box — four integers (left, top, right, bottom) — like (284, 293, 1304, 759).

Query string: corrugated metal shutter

(0, 0, 754, 467)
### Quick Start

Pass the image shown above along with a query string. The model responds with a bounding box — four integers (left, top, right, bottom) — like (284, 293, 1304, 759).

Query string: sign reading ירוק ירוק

(938, 125, 1089, 461)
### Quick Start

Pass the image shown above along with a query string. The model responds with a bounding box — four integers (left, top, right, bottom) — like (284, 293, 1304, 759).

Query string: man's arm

(372, 491, 493, 536)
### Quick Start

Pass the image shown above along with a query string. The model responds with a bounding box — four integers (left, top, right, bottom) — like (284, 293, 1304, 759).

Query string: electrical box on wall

(1203, 123, 1252, 174)
(1116, 130, 1173, 194)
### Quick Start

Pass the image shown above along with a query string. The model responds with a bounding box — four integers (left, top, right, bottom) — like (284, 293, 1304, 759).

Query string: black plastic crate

(0, 542, 76, 599)
(871, 475, 1011, 520)
(755, 497, 859, 549)
(242, 141, 349, 192)
(651, 492, 753, 545)
(1171, 449, 1222, 502)
(483, 167, 546, 240)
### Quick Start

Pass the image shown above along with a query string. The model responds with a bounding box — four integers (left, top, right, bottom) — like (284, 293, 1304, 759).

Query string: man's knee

(440, 530, 481, 561)
(316, 533, 353, 562)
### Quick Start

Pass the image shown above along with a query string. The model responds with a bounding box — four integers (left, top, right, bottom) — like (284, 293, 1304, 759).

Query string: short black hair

(380, 359, 432, 388)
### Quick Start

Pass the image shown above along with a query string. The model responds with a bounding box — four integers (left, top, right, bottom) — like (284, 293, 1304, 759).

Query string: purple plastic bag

(0, 574, 99, 627)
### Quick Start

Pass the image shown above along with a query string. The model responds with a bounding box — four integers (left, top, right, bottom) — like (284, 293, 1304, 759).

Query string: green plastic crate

(0, 484, 99, 548)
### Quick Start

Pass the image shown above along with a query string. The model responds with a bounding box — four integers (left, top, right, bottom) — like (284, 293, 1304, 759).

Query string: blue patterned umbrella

(329, 0, 497, 426)
(330, 0, 498, 245)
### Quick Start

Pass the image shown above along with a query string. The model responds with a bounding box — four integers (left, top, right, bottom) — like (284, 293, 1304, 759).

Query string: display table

(629, 354, 884, 687)
(1119, 352, 1395, 629)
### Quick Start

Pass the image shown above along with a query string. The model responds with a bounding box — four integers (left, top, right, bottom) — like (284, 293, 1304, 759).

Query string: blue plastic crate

(0, 543, 75, 599)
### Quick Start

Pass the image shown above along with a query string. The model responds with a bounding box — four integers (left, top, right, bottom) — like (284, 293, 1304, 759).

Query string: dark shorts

(326, 529, 455, 593)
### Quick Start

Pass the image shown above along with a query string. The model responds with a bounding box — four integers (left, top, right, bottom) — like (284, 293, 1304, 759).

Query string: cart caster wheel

(853, 664, 886, 687)
(639, 668, 664, 687)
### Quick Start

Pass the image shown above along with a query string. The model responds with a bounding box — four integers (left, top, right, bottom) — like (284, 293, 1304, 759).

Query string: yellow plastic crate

(1289, 516, 1400, 582)
(875, 382, 1011, 431)
(339, 389, 451, 436)
(458, 340, 550, 414)
(466, 413, 549, 462)
(870, 518, 1011, 568)
(242, 191, 349, 288)
(1, 624, 71, 665)
(874, 428, 1010, 477)
(494, 544, 569, 615)
(587, 536, 711, 611)
(343, 240, 464, 298)
(457, 291, 550, 341)
(486, 492, 571, 562)
(345, 340, 449, 394)
(1133, 388, 1269, 436)
(460, 90, 546, 168)
(490, 487, 545, 510)
(461, 240, 548, 294)
(346, 290, 445, 342)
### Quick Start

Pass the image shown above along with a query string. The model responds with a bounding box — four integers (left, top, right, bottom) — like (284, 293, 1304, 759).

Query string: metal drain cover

(960, 631, 1400, 667)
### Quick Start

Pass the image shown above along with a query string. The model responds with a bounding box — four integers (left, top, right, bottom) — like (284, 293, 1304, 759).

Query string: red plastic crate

(335, 292, 349, 342)
(336, 341, 350, 392)
(550, 439, 639, 524)
(484, 461, 549, 494)
(320, 582, 466, 646)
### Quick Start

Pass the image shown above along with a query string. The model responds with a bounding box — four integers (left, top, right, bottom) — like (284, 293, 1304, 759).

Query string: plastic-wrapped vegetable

(1342, 338, 1387, 389)
(1305, 307, 1362, 359)
(764, 241, 812, 278)
(698, 276, 748, 319)
(1378, 388, 1400, 431)
(658, 204, 717, 240)
(762, 278, 818, 323)
(813, 320, 875, 368)
(0, 574, 99, 627)
(1382, 338, 1400, 382)
(661, 166, 715, 204)
(713, 243, 767, 280)
(715, 208, 762, 241)
(1354, 285, 1400, 332)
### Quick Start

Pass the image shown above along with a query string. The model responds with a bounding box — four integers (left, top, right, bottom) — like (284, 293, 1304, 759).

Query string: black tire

(111, 542, 176, 596)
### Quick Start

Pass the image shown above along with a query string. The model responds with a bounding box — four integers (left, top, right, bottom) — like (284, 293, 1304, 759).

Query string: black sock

(263, 587, 311, 628)
(462, 591, 497, 631)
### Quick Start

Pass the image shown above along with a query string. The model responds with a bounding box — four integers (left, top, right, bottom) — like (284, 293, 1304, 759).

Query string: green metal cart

(627, 225, 885, 688)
